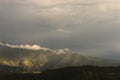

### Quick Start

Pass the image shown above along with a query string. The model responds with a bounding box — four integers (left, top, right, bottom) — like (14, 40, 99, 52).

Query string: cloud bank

(0, 42, 70, 54)
(0, 42, 50, 51)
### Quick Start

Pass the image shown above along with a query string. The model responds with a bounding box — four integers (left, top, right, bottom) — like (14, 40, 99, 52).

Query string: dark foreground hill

(1, 66, 120, 80)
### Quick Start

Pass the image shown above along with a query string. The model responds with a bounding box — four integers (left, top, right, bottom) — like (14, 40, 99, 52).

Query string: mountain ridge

(0, 42, 120, 74)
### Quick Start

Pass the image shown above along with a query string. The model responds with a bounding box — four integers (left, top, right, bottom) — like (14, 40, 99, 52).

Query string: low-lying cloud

(0, 42, 50, 51)
(0, 42, 70, 55)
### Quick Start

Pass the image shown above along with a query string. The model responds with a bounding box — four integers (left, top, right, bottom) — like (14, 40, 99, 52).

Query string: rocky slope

(0, 42, 120, 74)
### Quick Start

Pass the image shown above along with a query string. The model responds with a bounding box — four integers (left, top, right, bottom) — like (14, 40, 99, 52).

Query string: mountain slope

(0, 43, 120, 73)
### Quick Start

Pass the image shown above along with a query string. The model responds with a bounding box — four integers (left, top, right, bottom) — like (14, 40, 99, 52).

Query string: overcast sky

(0, 0, 120, 59)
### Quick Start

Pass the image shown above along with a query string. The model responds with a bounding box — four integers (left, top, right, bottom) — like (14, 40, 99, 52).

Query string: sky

(0, 0, 120, 60)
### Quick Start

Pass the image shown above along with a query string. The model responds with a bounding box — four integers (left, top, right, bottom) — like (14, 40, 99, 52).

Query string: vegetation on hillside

(0, 66, 120, 80)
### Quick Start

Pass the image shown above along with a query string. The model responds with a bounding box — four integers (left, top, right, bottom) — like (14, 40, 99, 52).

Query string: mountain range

(0, 42, 120, 74)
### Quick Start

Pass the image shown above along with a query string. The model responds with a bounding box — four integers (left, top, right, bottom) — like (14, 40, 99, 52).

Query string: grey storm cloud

(0, 0, 120, 60)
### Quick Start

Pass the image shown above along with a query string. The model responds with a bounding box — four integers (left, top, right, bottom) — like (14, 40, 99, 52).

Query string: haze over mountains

(0, 42, 120, 74)
(1, 0, 120, 60)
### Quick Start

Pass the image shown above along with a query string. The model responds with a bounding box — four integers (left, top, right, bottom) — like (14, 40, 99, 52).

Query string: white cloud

(0, 42, 51, 51)
(56, 48, 70, 54)
(56, 29, 65, 32)
(0, 42, 70, 55)
(56, 29, 71, 33)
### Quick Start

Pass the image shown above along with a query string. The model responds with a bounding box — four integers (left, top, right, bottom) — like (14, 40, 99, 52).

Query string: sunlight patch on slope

(20, 58, 33, 69)
(1, 60, 18, 67)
